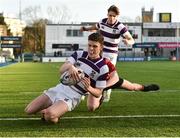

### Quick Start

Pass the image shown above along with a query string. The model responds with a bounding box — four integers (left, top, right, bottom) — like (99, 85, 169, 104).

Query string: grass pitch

(0, 61, 180, 137)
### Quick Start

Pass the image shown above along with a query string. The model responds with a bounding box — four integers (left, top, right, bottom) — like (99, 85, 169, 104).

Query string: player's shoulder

(117, 21, 126, 29)
(75, 50, 88, 58)
(100, 18, 108, 23)
(98, 58, 110, 70)
(103, 57, 111, 64)
(94, 57, 108, 72)
(96, 57, 108, 66)
(103, 58, 115, 70)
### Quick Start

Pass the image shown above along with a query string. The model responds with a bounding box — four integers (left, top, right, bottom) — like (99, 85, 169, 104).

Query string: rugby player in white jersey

(24, 33, 109, 123)
(80, 5, 135, 102)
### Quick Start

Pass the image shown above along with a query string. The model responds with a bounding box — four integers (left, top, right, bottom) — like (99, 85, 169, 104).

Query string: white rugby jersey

(66, 51, 109, 95)
(96, 18, 128, 54)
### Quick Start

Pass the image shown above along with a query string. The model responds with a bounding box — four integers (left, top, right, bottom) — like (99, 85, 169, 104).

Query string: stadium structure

(45, 23, 180, 62)
(0, 9, 180, 63)
(44, 8, 180, 62)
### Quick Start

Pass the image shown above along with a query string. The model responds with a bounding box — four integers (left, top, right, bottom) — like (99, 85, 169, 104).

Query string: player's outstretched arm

(122, 31, 135, 46)
(80, 24, 98, 32)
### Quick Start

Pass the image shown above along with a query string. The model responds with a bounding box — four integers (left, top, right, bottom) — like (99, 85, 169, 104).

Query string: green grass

(0, 61, 180, 137)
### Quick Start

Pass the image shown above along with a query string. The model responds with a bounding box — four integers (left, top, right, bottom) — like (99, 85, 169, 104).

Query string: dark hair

(88, 32, 104, 45)
(108, 5, 120, 15)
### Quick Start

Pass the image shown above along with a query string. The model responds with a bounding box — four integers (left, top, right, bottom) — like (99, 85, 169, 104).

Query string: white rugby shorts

(44, 84, 82, 111)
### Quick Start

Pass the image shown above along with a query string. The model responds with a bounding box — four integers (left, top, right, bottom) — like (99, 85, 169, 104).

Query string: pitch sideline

(0, 114, 180, 121)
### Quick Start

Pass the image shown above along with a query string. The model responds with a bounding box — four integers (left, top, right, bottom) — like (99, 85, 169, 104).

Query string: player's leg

(121, 79, 144, 91)
(103, 89, 111, 102)
(120, 78, 160, 91)
(102, 52, 117, 102)
(40, 85, 81, 123)
(87, 94, 102, 111)
(25, 93, 52, 115)
(104, 77, 160, 92)
(42, 100, 68, 123)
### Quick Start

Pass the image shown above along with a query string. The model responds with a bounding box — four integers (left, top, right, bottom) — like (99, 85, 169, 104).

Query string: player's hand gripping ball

(60, 69, 85, 85)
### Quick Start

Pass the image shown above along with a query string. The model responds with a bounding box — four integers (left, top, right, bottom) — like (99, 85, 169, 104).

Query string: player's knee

(44, 109, 58, 121)
(87, 105, 98, 112)
(50, 118, 59, 124)
(45, 116, 59, 124)
(24, 106, 34, 115)
(24, 107, 29, 114)
(88, 107, 96, 112)
(44, 112, 59, 123)
(44, 115, 59, 123)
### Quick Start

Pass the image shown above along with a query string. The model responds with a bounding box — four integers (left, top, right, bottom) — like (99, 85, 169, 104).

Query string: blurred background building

(1, 7, 180, 63)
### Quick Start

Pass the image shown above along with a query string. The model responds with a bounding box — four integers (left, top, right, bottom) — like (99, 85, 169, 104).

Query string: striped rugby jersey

(67, 51, 109, 95)
(96, 18, 128, 53)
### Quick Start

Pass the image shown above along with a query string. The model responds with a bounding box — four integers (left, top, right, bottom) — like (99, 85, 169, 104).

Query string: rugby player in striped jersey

(25, 33, 109, 123)
(80, 5, 135, 102)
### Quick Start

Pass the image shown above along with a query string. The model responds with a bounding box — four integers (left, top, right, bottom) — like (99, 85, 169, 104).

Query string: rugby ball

(60, 69, 85, 85)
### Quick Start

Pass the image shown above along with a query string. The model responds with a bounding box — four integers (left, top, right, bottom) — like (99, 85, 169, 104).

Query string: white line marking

(0, 115, 180, 121)
(0, 89, 179, 95)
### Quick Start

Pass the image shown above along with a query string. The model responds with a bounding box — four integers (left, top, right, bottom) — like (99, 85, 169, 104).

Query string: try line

(1, 114, 180, 121)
